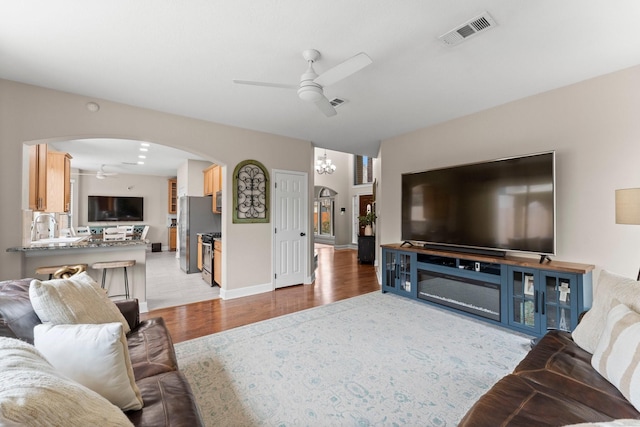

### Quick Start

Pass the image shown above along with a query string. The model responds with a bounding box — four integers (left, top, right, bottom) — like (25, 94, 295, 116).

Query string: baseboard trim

(220, 282, 273, 300)
(139, 301, 149, 313)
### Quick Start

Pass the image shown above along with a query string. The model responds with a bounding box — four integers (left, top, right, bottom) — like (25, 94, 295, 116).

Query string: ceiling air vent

(329, 98, 347, 108)
(438, 12, 497, 46)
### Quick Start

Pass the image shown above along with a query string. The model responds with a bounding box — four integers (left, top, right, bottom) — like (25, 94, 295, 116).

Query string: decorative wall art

(233, 160, 269, 223)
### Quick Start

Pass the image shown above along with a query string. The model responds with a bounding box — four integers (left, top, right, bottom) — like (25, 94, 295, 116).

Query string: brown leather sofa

(0, 278, 204, 426)
(459, 330, 640, 426)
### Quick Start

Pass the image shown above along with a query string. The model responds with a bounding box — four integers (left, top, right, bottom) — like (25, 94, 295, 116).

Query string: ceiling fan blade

(233, 79, 298, 90)
(314, 52, 372, 87)
(314, 96, 337, 117)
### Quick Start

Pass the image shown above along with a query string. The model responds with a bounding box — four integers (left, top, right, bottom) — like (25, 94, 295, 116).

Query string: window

(314, 187, 334, 237)
(354, 155, 373, 185)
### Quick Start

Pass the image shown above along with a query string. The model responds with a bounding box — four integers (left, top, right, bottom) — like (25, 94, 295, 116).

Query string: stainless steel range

(201, 232, 221, 286)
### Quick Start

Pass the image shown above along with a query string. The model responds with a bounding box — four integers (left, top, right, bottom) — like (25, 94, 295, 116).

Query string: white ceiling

(2, 1, 640, 170)
(48, 139, 204, 177)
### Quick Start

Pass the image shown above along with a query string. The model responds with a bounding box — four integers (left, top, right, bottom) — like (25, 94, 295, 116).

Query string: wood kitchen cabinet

(168, 227, 177, 251)
(212, 165, 221, 213)
(29, 144, 72, 213)
(167, 178, 177, 214)
(203, 164, 222, 213)
(214, 240, 222, 286)
(203, 164, 215, 195)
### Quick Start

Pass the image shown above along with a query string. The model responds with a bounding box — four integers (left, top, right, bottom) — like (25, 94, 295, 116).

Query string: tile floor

(145, 251, 220, 311)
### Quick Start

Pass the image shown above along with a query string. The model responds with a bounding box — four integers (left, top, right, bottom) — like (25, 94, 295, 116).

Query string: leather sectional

(0, 278, 204, 426)
(459, 330, 640, 426)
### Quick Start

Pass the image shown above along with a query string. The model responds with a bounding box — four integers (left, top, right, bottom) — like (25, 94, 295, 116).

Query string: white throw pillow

(564, 420, 640, 426)
(34, 322, 143, 411)
(29, 271, 130, 334)
(591, 303, 640, 412)
(0, 336, 133, 427)
(572, 270, 640, 353)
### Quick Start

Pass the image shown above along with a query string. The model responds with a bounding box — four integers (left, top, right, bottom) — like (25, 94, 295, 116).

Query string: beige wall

(379, 65, 640, 281)
(0, 79, 313, 295)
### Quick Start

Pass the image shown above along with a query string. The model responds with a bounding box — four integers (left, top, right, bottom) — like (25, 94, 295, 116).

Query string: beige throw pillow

(34, 322, 143, 411)
(591, 303, 640, 412)
(0, 336, 133, 427)
(29, 271, 130, 334)
(572, 270, 640, 353)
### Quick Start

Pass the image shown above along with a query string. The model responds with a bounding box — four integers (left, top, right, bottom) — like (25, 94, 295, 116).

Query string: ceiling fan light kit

(233, 49, 372, 118)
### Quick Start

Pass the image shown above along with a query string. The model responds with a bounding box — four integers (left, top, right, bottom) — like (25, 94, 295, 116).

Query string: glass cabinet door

(382, 250, 414, 295)
(542, 273, 574, 332)
(383, 250, 398, 291)
(396, 252, 412, 295)
(509, 268, 539, 332)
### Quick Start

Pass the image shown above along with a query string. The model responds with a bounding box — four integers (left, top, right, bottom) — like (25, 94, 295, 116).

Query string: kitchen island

(7, 239, 149, 312)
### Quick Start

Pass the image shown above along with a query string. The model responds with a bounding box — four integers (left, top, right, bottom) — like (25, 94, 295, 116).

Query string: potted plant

(358, 211, 377, 236)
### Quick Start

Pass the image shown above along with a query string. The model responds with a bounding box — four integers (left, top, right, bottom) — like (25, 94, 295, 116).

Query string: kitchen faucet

(31, 213, 57, 241)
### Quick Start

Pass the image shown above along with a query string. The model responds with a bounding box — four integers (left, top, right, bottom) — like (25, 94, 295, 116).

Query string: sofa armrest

(114, 299, 140, 331)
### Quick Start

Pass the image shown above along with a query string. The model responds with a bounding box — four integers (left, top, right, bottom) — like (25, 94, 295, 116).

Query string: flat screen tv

(87, 196, 144, 222)
(401, 152, 555, 256)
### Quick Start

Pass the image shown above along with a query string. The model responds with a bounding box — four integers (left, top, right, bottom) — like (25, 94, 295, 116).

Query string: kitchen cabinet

(29, 144, 72, 212)
(167, 178, 177, 214)
(168, 227, 177, 251)
(203, 164, 216, 195)
(212, 165, 222, 214)
(214, 240, 222, 286)
(203, 164, 222, 213)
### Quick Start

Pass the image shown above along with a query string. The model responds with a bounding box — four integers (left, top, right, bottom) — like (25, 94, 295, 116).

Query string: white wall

(379, 65, 640, 282)
(0, 79, 313, 297)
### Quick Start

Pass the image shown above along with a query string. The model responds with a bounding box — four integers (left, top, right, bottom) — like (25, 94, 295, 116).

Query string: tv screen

(401, 152, 555, 255)
(88, 196, 144, 222)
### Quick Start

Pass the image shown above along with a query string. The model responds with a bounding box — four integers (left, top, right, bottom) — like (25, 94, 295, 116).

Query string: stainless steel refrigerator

(178, 196, 221, 273)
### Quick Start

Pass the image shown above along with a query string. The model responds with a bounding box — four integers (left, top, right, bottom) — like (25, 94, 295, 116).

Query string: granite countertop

(7, 239, 148, 253)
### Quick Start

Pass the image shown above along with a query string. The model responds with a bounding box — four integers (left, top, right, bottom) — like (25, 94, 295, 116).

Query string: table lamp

(615, 188, 640, 280)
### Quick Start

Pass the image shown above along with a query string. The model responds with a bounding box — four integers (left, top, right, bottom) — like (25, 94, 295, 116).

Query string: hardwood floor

(141, 245, 380, 343)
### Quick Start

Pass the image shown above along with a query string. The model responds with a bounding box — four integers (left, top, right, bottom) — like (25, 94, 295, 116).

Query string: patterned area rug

(175, 292, 532, 426)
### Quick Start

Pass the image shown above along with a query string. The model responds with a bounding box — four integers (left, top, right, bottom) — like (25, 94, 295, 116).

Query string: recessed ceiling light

(139, 148, 148, 152)
(137, 161, 145, 165)
(138, 155, 146, 159)
(140, 143, 150, 147)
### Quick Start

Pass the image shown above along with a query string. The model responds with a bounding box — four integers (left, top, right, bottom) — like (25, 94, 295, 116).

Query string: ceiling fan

(233, 49, 373, 117)
(73, 164, 118, 180)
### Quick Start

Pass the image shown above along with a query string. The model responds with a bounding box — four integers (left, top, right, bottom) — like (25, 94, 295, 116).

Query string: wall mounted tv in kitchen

(401, 151, 555, 256)
(87, 196, 144, 222)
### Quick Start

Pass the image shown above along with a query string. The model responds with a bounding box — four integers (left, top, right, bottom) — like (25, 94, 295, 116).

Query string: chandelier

(316, 151, 336, 174)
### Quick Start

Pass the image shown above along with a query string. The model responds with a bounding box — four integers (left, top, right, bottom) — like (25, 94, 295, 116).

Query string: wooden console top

(382, 243, 595, 275)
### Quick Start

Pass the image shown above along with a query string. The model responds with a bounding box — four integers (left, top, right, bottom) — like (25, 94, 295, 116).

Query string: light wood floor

(141, 245, 380, 343)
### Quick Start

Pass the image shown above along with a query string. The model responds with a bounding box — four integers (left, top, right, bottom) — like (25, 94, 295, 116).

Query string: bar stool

(36, 264, 88, 280)
(91, 260, 135, 299)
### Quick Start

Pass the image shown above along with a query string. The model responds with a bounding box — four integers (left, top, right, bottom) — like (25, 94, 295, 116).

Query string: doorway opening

(313, 186, 337, 245)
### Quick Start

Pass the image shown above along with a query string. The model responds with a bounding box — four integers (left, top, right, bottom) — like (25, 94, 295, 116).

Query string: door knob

(300, 232, 306, 236)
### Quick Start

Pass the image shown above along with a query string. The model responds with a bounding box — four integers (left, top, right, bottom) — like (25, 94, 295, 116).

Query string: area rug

(175, 292, 532, 426)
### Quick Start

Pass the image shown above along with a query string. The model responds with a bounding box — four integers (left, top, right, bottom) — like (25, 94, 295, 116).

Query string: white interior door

(274, 171, 307, 288)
